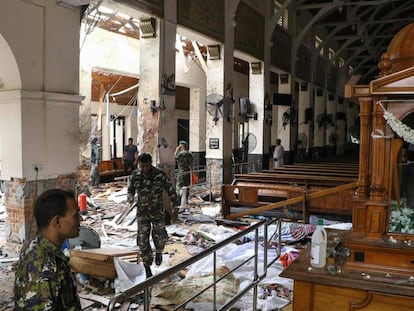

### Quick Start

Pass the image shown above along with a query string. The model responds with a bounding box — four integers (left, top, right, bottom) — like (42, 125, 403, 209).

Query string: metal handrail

(107, 219, 274, 310)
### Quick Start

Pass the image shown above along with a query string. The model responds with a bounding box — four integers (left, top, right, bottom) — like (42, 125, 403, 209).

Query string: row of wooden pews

(222, 162, 359, 222)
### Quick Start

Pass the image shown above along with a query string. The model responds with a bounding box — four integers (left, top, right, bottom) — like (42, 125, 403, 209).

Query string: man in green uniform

(90, 136, 101, 187)
(14, 189, 82, 311)
(174, 140, 193, 204)
(127, 153, 179, 278)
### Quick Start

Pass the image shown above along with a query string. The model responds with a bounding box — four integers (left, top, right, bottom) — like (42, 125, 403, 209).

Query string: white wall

(175, 44, 207, 152)
(0, 0, 82, 180)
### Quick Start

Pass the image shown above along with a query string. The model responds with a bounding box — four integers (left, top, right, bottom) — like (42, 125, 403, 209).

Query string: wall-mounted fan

(316, 113, 334, 129)
(297, 132, 308, 149)
(244, 133, 257, 152)
(205, 93, 232, 124)
(242, 132, 257, 162)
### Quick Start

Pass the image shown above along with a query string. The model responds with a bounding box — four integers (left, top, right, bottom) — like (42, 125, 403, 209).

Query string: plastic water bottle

(310, 219, 327, 268)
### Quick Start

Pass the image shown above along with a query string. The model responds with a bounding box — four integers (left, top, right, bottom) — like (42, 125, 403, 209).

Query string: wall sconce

(251, 62, 262, 74)
(148, 99, 165, 114)
(139, 17, 156, 38)
(207, 45, 221, 60)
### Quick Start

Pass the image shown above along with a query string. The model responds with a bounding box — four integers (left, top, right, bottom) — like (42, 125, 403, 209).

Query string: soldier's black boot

(155, 252, 162, 266)
(144, 264, 152, 278)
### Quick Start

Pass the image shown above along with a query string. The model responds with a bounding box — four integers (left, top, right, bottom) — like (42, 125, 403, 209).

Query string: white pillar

(248, 63, 265, 169)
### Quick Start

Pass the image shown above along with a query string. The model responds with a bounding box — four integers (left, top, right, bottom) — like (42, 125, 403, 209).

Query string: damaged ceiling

(84, 0, 414, 90)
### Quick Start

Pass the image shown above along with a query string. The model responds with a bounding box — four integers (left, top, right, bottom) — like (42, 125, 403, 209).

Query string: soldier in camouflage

(90, 136, 101, 187)
(14, 189, 82, 311)
(174, 140, 193, 203)
(127, 152, 179, 278)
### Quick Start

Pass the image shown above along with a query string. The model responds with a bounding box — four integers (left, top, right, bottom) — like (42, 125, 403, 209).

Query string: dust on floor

(0, 182, 294, 310)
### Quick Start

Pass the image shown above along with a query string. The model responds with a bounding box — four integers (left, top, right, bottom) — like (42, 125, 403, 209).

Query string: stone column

(0, 0, 82, 242)
(326, 94, 337, 155)
(158, 1, 178, 179)
(205, 0, 237, 188)
(134, 2, 177, 182)
(297, 82, 311, 158)
(313, 88, 325, 158)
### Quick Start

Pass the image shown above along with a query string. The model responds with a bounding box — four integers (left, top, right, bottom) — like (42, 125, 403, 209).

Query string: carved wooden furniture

(281, 22, 414, 310)
(281, 230, 414, 311)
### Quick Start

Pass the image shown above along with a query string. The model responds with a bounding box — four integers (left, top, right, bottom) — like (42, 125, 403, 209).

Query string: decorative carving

(378, 52, 392, 77)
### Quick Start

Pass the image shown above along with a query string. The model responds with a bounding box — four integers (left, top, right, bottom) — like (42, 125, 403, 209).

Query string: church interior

(1, 0, 414, 310)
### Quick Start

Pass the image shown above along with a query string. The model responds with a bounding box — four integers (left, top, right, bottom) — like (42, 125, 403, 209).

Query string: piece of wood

(70, 248, 139, 279)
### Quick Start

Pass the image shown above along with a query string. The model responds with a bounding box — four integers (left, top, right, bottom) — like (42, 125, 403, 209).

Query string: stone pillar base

(2, 174, 77, 243)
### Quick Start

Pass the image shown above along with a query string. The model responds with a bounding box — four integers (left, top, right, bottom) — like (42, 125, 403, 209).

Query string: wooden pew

(222, 184, 305, 220)
(98, 159, 127, 182)
(233, 172, 356, 187)
(223, 165, 358, 221)
(223, 182, 358, 222)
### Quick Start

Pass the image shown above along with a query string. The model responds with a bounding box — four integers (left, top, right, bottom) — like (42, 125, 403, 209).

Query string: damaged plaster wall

(79, 26, 140, 161)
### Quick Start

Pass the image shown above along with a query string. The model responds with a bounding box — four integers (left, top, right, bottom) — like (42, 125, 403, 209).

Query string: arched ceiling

(297, 0, 414, 83)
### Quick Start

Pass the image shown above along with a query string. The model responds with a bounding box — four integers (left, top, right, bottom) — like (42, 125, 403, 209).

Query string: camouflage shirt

(175, 150, 193, 172)
(14, 236, 81, 311)
(127, 166, 179, 207)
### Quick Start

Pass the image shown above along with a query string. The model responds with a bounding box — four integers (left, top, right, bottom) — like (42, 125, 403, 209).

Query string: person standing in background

(123, 137, 138, 174)
(90, 136, 101, 187)
(273, 138, 285, 168)
(14, 189, 82, 311)
(127, 153, 179, 278)
(174, 140, 193, 204)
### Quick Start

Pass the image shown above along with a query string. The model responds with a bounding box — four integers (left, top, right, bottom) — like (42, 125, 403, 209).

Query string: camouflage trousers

(136, 206, 168, 265)
(90, 163, 100, 186)
(176, 170, 190, 194)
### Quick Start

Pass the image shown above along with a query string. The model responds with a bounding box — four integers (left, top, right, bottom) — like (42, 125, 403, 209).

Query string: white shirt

(273, 144, 285, 168)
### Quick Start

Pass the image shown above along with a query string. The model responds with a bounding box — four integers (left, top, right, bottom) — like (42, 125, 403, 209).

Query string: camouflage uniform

(90, 139, 101, 186)
(127, 166, 179, 265)
(14, 236, 81, 311)
(175, 149, 193, 193)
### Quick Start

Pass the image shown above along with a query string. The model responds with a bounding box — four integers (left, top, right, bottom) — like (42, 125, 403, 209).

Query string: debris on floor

(0, 181, 346, 310)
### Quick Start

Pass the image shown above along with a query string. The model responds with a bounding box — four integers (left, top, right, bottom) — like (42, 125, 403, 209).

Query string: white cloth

(273, 145, 285, 167)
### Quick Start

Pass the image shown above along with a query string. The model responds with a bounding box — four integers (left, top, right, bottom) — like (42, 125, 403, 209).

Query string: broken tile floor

(0, 182, 299, 311)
